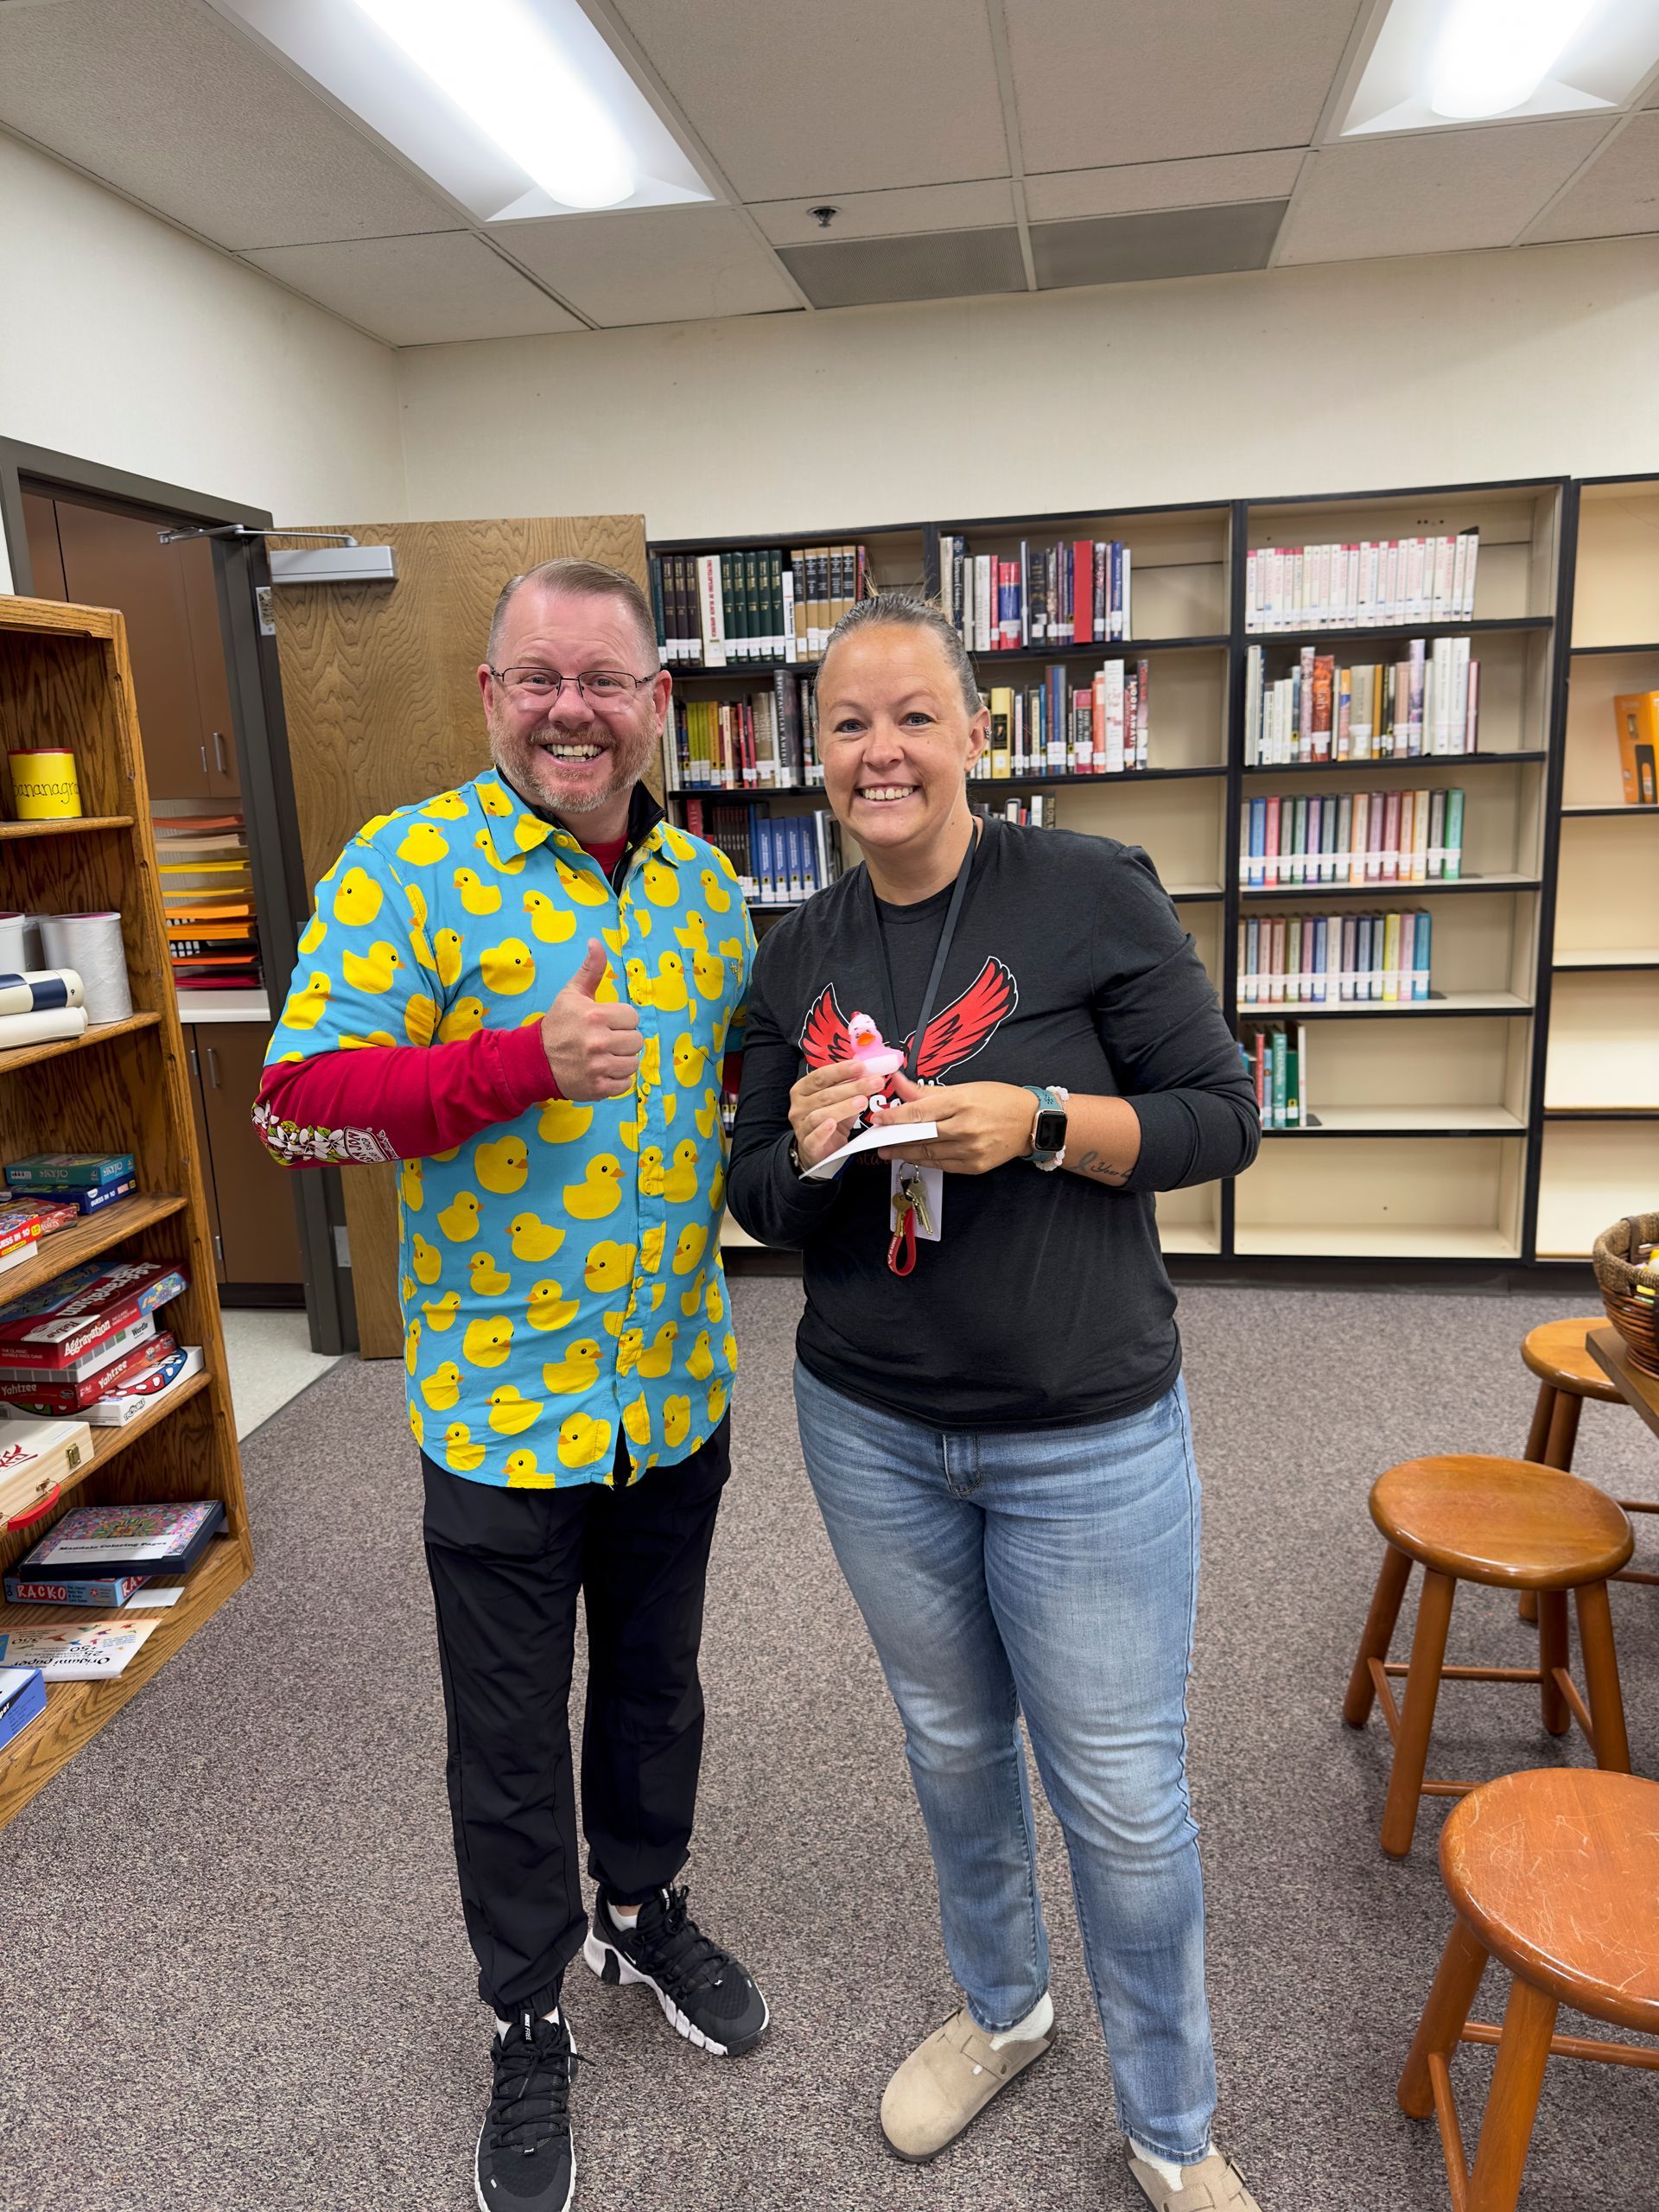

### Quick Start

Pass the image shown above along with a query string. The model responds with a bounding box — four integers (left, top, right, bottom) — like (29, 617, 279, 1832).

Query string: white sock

(988, 1991, 1053, 2049)
(494, 2006, 560, 2037)
(607, 1897, 642, 1930)
(1131, 2139, 1207, 2191)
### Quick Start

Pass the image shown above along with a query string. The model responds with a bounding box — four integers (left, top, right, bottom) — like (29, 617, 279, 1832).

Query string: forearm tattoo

(1071, 1147, 1129, 1186)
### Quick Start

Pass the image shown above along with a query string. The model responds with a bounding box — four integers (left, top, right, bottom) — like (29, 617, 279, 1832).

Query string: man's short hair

(486, 557, 660, 670)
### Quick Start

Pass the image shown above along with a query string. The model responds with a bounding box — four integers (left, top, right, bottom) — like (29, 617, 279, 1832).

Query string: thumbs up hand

(538, 938, 643, 1102)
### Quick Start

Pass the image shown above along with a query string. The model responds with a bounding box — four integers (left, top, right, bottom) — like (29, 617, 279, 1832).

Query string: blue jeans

(793, 1362, 1216, 2166)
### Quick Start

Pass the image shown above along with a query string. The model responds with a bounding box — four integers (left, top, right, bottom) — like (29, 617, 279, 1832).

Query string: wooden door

(179, 537, 240, 798)
(269, 516, 647, 1355)
(196, 1021, 303, 1285)
(181, 1023, 225, 1280)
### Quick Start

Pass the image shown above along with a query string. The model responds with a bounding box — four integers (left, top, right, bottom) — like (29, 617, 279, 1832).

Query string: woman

(727, 594, 1262, 2211)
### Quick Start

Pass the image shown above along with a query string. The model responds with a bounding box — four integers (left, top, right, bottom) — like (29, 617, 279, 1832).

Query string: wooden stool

(1399, 1768, 1659, 2212)
(1519, 1318, 1657, 1619)
(1343, 1456, 1633, 1857)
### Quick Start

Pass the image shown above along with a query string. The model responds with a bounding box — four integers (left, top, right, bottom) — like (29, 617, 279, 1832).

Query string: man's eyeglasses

(487, 665, 657, 706)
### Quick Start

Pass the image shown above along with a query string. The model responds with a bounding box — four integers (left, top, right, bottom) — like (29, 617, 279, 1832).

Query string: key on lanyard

(887, 1182, 918, 1277)
(900, 1164, 934, 1237)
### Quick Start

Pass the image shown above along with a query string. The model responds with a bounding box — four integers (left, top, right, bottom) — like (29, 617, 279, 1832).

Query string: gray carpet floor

(3, 1280, 1657, 2212)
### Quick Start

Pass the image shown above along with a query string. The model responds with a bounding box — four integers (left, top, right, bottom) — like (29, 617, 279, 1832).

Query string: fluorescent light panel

(1340, 0, 1659, 137)
(207, 0, 715, 219)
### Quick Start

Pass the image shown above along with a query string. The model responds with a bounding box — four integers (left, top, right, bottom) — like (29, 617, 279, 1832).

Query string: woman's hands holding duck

(874, 1071, 1034, 1175)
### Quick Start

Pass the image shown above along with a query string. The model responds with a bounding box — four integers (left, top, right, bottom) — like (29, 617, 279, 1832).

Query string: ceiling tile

(1025, 149, 1306, 223)
(499, 207, 800, 328)
(1004, 0, 1368, 171)
(750, 180, 1016, 247)
(778, 227, 1026, 309)
(0, 0, 461, 249)
(239, 235, 582, 346)
(606, 0, 1007, 198)
(1031, 199, 1287, 288)
(1529, 113, 1659, 242)
(1275, 118, 1618, 264)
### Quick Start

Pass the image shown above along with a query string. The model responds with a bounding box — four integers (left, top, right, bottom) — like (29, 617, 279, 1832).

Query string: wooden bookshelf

(0, 594, 251, 1830)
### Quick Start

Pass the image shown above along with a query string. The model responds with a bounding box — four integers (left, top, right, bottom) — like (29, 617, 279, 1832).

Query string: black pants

(421, 1420, 731, 2019)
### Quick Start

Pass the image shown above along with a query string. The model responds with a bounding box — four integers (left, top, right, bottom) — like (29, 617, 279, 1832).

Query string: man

(256, 557, 763, 2212)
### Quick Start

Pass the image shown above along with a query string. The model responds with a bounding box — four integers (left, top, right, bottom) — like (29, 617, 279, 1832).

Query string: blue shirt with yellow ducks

(260, 771, 754, 1489)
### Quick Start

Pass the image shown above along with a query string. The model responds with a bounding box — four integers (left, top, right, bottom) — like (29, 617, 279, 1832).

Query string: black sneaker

(582, 1885, 769, 2056)
(475, 2009, 578, 2212)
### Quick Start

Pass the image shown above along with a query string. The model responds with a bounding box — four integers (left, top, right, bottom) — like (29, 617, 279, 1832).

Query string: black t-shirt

(727, 817, 1260, 1430)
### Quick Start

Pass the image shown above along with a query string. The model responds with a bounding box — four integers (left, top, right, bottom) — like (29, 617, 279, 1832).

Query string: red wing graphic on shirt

(798, 959, 1018, 1088)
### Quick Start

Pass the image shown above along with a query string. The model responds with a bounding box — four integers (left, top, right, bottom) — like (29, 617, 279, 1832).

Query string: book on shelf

(1237, 910, 1433, 1006)
(666, 672, 820, 791)
(939, 536, 1131, 652)
(1245, 532, 1478, 633)
(0, 1007, 86, 1051)
(6, 1152, 135, 1192)
(0, 1618, 161, 1681)
(1243, 640, 1478, 765)
(0, 1261, 188, 1374)
(983, 794, 1058, 828)
(13, 1497, 225, 1583)
(0, 1409, 93, 1524)
(968, 661, 1152, 780)
(4, 1567, 152, 1607)
(1613, 692, 1658, 806)
(1240, 789, 1463, 887)
(650, 545, 868, 667)
(0, 1666, 46, 1751)
(0, 969, 84, 1019)
(1240, 1022, 1312, 1129)
(679, 800, 843, 906)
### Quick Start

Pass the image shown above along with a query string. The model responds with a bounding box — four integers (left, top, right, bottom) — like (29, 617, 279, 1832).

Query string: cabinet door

(196, 1024, 302, 1284)
(181, 1024, 226, 1283)
(179, 537, 240, 798)
(54, 499, 210, 801)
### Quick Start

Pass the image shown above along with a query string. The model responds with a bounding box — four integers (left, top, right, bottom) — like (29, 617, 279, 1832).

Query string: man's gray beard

(487, 719, 632, 817)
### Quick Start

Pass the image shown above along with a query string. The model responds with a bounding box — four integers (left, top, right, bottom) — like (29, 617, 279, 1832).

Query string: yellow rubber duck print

(505, 1450, 556, 1487)
(438, 996, 485, 1044)
(601, 922, 629, 956)
(625, 958, 654, 1007)
(640, 1224, 667, 1274)
(435, 929, 465, 988)
(708, 1164, 725, 1213)
(542, 1338, 601, 1395)
(563, 1155, 623, 1220)
(409, 1401, 423, 1447)
(475, 1136, 530, 1196)
(453, 867, 502, 916)
(661, 825, 697, 865)
(584, 1240, 637, 1294)
(469, 1251, 512, 1299)
(462, 1314, 514, 1370)
(672, 1224, 709, 1276)
(405, 995, 438, 1047)
(508, 1213, 563, 1263)
(397, 824, 450, 867)
(471, 828, 526, 879)
(404, 1317, 422, 1376)
(333, 866, 383, 926)
(616, 1323, 644, 1371)
(686, 1331, 715, 1382)
(478, 781, 514, 817)
(679, 1268, 707, 1319)
(707, 1378, 728, 1426)
(437, 1190, 481, 1243)
(698, 867, 732, 913)
(421, 1361, 461, 1412)
(673, 911, 709, 954)
(705, 1276, 725, 1326)
(634, 910, 653, 940)
(652, 952, 689, 1013)
(641, 859, 678, 907)
(662, 1093, 677, 1127)
(718, 937, 743, 964)
(557, 1413, 613, 1470)
(411, 1233, 442, 1285)
(423, 790, 470, 821)
(480, 938, 536, 997)
(298, 911, 327, 956)
(487, 1385, 543, 1437)
(342, 941, 401, 995)
(617, 1108, 643, 1154)
(340, 1030, 398, 1050)
(537, 1097, 594, 1145)
(672, 1036, 708, 1087)
(664, 1140, 700, 1204)
(695, 1088, 719, 1140)
(721, 1331, 739, 1369)
(399, 1160, 423, 1211)
(527, 1279, 580, 1332)
(622, 1391, 651, 1448)
(638, 1035, 661, 1090)
(524, 888, 577, 944)
(649, 1283, 667, 1313)
(663, 1395, 691, 1447)
(639, 1144, 664, 1197)
(401, 1273, 416, 1306)
(692, 950, 726, 1001)
(284, 973, 331, 1032)
(638, 1320, 678, 1379)
(445, 1421, 486, 1473)
(555, 857, 609, 907)
(423, 1288, 461, 1331)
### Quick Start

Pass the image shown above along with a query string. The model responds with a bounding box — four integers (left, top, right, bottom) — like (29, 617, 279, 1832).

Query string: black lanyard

(869, 823, 979, 1083)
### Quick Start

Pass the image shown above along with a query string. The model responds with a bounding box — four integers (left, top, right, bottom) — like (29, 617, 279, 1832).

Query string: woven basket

(1593, 1213, 1659, 1379)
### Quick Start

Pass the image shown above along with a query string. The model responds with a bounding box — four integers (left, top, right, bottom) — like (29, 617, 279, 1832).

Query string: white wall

(0, 133, 406, 590)
(397, 234, 1659, 538)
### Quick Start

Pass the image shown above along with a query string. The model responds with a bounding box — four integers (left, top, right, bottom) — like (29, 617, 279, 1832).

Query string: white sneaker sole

(582, 1930, 769, 2056)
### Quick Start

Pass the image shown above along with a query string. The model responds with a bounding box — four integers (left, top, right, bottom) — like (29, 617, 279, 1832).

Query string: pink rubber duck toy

(846, 1010, 906, 1079)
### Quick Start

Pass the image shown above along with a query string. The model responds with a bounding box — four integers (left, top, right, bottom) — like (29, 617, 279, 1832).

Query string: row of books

(941, 536, 1133, 652)
(1240, 790, 1465, 888)
(986, 795, 1059, 828)
(973, 664, 1152, 779)
(650, 546, 870, 668)
(1246, 533, 1480, 633)
(664, 674, 823, 791)
(0, 1152, 140, 1277)
(1244, 640, 1480, 765)
(1238, 911, 1434, 1006)
(0, 968, 89, 1053)
(1241, 1023, 1312, 1129)
(1615, 690, 1658, 806)
(678, 799, 844, 906)
(155, 802, 262, 994)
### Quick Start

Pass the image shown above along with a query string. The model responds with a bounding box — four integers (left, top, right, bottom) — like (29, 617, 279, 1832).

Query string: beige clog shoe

(1128, 2147, 1264, 2209)
(879, 2005, 1056, 2163)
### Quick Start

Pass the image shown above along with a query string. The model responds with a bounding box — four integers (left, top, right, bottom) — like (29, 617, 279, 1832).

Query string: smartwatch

(1022, 1084, 1070, 1171)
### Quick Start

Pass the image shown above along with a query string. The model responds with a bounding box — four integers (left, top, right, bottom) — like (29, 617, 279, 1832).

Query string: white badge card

(891, 1160, 943, 1242)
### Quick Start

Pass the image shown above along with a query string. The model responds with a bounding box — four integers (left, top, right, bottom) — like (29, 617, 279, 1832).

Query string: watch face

(1033, 1109, 1067, 1153)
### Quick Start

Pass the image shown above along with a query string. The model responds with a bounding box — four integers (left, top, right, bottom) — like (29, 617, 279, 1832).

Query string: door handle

(200, 743, 209, 777)
(189, 1046, 200, 1084)
(213, 731, 228, 775)
(207, 1044, 221, 1089)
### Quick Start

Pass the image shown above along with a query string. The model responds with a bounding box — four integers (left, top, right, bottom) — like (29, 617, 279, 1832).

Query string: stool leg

(1575, 1580, 1632, 1773)
(1543, 1389, 1581, 1471)
(1398, 1916, 1489, 2119)
(1344, 1542, 1413, 1727)
(1536, 1589, 1569, 1735)
(1522, 1380, 1554, 1465)
(1467, 1976, 1559, 2212)
(1381, 1567, 1456, 1859)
